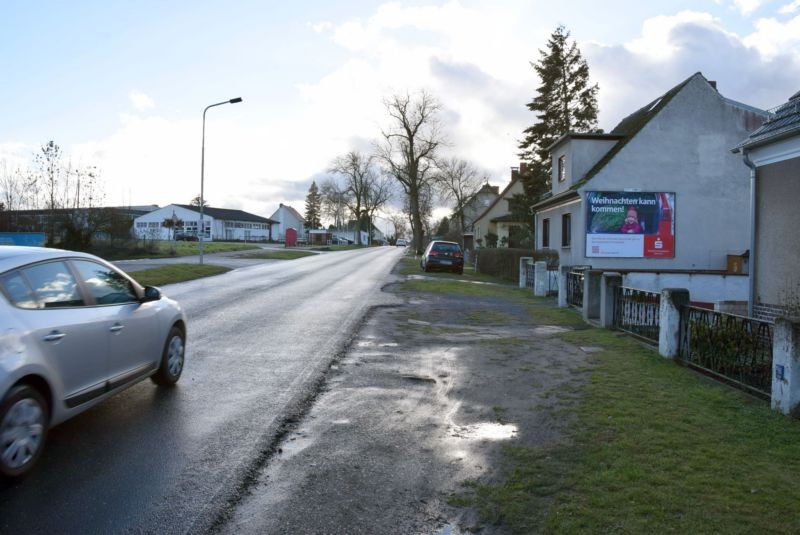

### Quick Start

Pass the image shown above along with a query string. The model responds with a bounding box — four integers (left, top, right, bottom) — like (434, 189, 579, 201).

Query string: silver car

(0, 247, 187, 479)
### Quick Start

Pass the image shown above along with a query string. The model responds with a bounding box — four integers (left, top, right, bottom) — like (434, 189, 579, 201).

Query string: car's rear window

(432, 243, 461, 253)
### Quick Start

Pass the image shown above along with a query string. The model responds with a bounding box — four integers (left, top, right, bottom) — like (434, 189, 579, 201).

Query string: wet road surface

(0, 246, 402, 534)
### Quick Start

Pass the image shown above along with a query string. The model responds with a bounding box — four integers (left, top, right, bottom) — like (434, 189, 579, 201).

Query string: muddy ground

(218, 265, 590, 534)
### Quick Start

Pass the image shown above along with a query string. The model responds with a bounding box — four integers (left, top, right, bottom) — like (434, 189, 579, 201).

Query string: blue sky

(1, 0, 799, 221)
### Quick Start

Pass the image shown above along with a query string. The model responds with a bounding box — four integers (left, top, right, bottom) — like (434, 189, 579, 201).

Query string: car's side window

(22, 261, 85, 308)
(71, 260, 138, 305)
(0, 271, 39, 309)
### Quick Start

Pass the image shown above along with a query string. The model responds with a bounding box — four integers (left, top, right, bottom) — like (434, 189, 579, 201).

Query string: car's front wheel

(0, 385, 49, 480)
(151, 326, 185, 386)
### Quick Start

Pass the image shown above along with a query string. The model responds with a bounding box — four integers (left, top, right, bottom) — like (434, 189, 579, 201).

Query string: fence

(566, 269, 585, 308)
(678, 306, 774, 398)
(524, 262, 535, 290)
(546, 268, 559, 296)
(613, 286, 661, 343)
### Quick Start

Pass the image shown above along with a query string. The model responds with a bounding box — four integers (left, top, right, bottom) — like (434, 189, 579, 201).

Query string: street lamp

(199, 97, 243, 264)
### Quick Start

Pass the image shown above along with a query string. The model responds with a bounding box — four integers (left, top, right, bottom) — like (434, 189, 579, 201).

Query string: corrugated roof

(733, 92, 800, 151)
(174, 204, 277, 224)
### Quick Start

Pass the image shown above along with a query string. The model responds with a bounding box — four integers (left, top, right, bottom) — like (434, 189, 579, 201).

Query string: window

(558, 155, 566, 182)
(72, 260, 138, 305)
(136, 222, 146, 228)
(561, 214, 571, 247)
(22, 261, 84, 308)
(542, 218, 550, 248)
(0, 272, 38, 309)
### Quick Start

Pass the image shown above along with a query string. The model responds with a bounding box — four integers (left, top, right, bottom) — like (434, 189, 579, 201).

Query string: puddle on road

(450, 422, 518, 441)
(433, 524, 465, 535)
(356, 341, 399, 348)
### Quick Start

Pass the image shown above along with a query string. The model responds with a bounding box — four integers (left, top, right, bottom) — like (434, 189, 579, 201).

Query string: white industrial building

(133, 204, 276, 242)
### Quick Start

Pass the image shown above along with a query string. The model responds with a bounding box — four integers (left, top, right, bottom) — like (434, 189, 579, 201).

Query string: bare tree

(34, 141, 65, 244)
(319, 178, 349, 233)
(329, 151, 375, 245)
(434, 157, 486, 235)
(386, 211, 409, 240)
(376, 90, 444, 254)
(363, 171, 394, 243)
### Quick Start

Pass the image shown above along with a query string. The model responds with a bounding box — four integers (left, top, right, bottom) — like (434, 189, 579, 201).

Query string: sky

(1, 0, 799, 230)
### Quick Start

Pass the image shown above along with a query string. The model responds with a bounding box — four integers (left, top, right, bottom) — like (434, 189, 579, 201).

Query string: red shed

(285, 227, 297, 247)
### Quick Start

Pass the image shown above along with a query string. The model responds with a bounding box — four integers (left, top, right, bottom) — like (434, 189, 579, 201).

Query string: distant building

(270, 203, 305, 242)
(133, 204, 276, 241)
(471, 166, 527, 248)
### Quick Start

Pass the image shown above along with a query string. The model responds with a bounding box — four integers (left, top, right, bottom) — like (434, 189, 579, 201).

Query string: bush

(475, 248, 558, 282)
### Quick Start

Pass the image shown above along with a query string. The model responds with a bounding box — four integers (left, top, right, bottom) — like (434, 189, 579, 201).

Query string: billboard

(585, 191, 675, 258)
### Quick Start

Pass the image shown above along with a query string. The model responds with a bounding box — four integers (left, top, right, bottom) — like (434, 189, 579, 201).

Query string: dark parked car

(420, 240, 464, 274)
(174, 232, 198, 242)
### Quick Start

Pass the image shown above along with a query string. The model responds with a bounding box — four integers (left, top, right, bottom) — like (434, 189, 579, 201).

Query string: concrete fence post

(600, 272, 622, 328)
(533, 261, 548, 297)
(558, 266, 570, 308)
(518, 257, 533, 289)
(771, 317, 800, 415)
(582, 270, 603, 322)
(658, 288, 690, 359)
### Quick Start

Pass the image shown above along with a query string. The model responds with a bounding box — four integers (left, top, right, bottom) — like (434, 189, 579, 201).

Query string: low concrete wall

(623, 272, 747, 303)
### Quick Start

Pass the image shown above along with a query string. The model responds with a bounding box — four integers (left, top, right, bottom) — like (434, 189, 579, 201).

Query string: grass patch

(402, 278, 525, 299)
(90, 240, 258, 260)
(233, 250, 316, 260)
(464, 327, 800, 533)
(127, 263, 231, 286)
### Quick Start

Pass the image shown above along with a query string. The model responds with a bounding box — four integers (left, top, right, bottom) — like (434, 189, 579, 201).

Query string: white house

(133, 204, 276, 242)
(270, 203, 305, 242)
(533, 73, 768, 304)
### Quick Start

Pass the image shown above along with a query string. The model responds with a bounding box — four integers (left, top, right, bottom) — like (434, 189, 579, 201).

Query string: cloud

(779, 0, 800, 13)
(128, 91, 155, 111)
(744, 14, 800, 58)
(584, 9, 800, 128)
(733, 0, 769, 16)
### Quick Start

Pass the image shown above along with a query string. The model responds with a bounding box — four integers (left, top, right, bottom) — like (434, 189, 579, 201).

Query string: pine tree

(304, 181, 322, 229)
(518, 25, 599, 200)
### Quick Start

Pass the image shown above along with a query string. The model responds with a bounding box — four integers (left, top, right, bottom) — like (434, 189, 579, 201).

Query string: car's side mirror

(141, 286, 162, 303)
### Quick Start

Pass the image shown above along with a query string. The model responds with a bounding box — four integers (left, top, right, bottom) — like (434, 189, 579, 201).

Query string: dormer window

(557, 155, 566, 182)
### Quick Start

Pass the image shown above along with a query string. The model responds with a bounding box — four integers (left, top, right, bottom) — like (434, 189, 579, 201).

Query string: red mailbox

(285, 227, 297, 247)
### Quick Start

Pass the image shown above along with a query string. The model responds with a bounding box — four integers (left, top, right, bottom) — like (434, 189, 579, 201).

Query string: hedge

(474, 248, 559, 282)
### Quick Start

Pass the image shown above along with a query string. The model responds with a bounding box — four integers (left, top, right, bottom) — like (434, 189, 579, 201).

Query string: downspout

(742, 149, 757, 317)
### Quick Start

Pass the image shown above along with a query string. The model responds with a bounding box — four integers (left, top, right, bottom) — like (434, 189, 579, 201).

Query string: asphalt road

(0, 246, 403, 534)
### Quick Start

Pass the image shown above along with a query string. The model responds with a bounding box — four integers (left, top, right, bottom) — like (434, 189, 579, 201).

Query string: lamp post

(199, 97, 243, 264)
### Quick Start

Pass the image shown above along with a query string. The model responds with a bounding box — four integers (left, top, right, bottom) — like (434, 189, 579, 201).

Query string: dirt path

(219, 266, 590, 534)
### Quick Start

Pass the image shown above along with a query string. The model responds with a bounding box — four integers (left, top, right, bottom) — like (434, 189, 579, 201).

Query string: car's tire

(455, 269, 463, 275)
(151, 326, 185, 386)
(0, 385, 49, 480)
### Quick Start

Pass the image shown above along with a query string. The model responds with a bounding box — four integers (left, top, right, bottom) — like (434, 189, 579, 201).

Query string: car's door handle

(109, 324, 124, 334)
(43, 331, 66, 342)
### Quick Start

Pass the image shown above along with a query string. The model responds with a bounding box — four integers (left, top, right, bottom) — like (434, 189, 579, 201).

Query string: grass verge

(234, 250, 316, 260)
(401, 260, 800, 532)
(128, 263, 231, 286)
(90, 240, 258, 260)
(461, 327, 800, 533)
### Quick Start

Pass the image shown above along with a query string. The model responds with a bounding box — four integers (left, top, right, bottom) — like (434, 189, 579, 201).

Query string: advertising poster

(585, 191, 675, 258)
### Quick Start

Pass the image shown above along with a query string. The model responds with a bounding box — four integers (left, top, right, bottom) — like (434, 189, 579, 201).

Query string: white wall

(623, 272, 748, 303)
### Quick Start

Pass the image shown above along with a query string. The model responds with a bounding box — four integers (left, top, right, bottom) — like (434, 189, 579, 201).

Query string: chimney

(708, 80, 717, 91)
(510, 166, 519, 181)
(519, 162, 528, 176)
